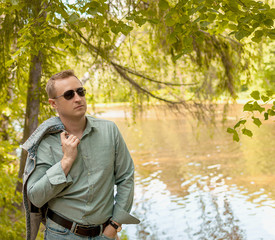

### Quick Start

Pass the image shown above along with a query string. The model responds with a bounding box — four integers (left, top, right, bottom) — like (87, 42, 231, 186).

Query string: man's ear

(48, 98, 57, 109)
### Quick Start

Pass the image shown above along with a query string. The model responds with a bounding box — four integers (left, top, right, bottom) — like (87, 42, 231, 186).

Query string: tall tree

(1, 0, 274, 191)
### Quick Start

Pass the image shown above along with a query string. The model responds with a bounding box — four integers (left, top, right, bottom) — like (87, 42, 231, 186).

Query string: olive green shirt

(27, 116, 139, 225)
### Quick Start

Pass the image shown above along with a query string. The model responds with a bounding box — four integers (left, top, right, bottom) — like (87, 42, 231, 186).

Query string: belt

(47, 209, 109, 237)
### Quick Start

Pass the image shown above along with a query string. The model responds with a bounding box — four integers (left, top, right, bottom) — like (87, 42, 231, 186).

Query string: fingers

(67, 135, 80, 145)
(60, 132, 80, 146)
(60, 131, 67, 142)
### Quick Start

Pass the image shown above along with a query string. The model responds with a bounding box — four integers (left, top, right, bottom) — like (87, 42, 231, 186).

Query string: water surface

(97, 106, 275, 240)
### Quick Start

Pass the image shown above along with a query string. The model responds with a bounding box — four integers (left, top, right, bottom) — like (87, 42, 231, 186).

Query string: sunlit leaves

(242, 128, 253, 137)
(266, 90, 274, 97)
(167, 33, 177, 44)
(227, 127, 240, 142)
(252, 117, 262, 127)
(250, 90, 260, 100)
(134, 16, 147, 27)
(261, 95, 269, 102)
(120, 23, 133, 36)
(159, 0, 170, 10)
(243, 101, 265, 113)
(234, 119, 247, 129)
(263, 19, 274, 27)
(165, 11, 178, 26)
(235, 29, 251, 41)
(68, 13, 79, 24)
(229, 90, 274, 142)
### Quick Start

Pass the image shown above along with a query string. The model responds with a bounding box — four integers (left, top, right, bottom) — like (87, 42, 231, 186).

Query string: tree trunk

(16, 52, 42, 193)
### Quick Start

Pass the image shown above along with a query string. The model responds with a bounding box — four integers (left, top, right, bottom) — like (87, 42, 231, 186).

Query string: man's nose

(73, 92, 82, 101)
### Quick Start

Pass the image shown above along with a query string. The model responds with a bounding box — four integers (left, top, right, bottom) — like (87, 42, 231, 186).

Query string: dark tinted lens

(63, 90, 75, 100)
(76, 87, 86, 97)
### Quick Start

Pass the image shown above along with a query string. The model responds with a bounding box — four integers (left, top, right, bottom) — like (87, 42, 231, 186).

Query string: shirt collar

(82, 115, 96, 138)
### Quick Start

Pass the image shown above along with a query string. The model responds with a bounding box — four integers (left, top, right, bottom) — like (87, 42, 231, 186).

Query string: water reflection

(97, 107, 275, 240)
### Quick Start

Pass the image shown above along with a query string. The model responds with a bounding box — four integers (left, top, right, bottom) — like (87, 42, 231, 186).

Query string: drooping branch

(111, 61, 187, 105)
(111, 62, 198, 86)
(48, 24, 193, 104)
(67, 25, 196, 88)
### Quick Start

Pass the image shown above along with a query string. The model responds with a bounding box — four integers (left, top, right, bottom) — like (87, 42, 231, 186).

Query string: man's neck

(60, 115, 87, 139)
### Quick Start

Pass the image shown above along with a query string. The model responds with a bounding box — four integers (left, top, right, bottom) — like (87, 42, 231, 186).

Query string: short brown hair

(46, 70, 81, 98)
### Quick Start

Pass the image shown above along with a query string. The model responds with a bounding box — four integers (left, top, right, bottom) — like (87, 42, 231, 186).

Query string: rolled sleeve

(27, 139, 73, 208)
(112, 204, 140, 224)
(46, 161, 73, 185)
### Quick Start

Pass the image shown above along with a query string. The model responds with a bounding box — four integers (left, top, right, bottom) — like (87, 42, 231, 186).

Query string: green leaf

(68, 13, 79, 23)
(261, 95, 269, 102)
(69, 47, 77, 55)
(228, 24, 238, 30)
(87, 7, 98, 15)
(200, 21, 211, 28)
(252, 22, 260, 29)
(165, 13, 176, 26)
(267, 109, 275, 116)
(134, 16, 147, 27)
(102, 32, 111, 42)
(252, 30, 264, 42)
(208, 13, 216, 21)
(148, 19, 160, 24)
(263, 19, 274, 27)
(233, 132, 240, 142)
(253, 101, 265, 113)
(167, 34, 177, 44)
(159, 0, 170, 10)
(267, 29, 275, 39)
(172, 52, 184, 62)
(227, 127, 235, 134)
(182, 46, 193, 54)
(264, 112, 269, 120)
(126, 15, 134, 20)
(179, 14, 189, 24)
(108, 20, 117, 27)
(252, 117, 262, 127)
(242, 128, 253, 137)
(254, 30, 264, 38)
(120, 24, 133, 35)
(266, 90, 274, 97)
(111, 26, 121, 34)
(243, 101, 253, 111)
(189, 5, 204, 15)
(89, 1, 100, 9)
(5, 59, 14, 68)
(234, 120, 247, 129)
(54, 17, 61, 25)
(235, 30, 249, 41)
(252, 37, 262, 43)
(250, 90, 260, 100)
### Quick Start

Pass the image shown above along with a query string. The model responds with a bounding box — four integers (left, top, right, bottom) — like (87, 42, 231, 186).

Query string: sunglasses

(53, 87, 86, 100)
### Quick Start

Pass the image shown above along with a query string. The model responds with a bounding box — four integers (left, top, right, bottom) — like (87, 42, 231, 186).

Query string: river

(95, 104, 275, 240)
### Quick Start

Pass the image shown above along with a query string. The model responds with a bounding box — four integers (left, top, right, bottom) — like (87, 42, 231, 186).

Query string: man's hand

(60, 131, 80, 176)
(103, 224, 119, 240)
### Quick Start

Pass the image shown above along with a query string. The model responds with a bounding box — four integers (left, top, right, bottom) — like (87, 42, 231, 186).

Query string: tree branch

(111, 62, 198, 86)
(48, 24, 192, 105)
(111, 61, 187, 105)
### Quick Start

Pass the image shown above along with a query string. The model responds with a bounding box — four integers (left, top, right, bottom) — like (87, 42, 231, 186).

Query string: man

(25, 70, 139, 240)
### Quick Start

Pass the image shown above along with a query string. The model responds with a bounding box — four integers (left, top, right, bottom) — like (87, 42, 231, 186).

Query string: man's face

(49, 76, 87, 120)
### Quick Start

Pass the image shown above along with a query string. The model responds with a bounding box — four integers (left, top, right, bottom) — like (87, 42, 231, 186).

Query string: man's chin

(59, 112, 86, 120)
